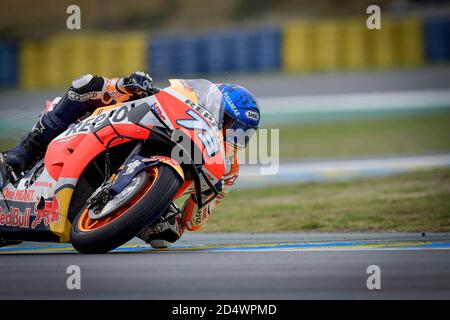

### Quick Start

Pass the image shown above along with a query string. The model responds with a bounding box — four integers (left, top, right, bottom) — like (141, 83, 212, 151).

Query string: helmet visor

(224, 118, 256, 148)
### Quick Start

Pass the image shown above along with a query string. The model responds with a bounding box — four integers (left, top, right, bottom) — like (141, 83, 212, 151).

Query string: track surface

(1, 232, 449, 299)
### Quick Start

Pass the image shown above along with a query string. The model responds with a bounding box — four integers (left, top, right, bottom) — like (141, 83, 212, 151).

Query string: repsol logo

(65, 103, 135, 136)
(184, 99, 218, 128)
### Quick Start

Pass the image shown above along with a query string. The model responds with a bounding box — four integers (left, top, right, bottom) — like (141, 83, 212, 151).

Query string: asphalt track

(1, 232, 449, 299)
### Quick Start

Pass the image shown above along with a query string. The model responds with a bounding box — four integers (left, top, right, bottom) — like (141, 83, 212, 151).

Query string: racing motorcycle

(0, 79, 226, 253)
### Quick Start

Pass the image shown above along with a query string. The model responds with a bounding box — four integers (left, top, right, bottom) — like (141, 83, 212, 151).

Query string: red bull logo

(31, 198, 60, 229)
(0, 207, 31, 228)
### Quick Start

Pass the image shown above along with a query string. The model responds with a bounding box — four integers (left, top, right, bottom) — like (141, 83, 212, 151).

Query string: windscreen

(169, 79, 225, 129)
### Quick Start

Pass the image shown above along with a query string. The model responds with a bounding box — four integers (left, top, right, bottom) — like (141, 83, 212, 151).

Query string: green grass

(202, 168, 450, 232)
(269, 112, 450, 160)
(0, 137, 16, 151)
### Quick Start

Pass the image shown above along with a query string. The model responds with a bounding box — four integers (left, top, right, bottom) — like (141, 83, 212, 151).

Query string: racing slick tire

(70, 164, 182, 254)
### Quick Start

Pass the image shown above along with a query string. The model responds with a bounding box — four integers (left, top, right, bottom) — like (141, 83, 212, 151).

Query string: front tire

(70, 164, 181, 254)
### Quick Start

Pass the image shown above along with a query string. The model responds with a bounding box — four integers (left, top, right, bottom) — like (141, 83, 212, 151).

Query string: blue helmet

(218, 84, 260, 148)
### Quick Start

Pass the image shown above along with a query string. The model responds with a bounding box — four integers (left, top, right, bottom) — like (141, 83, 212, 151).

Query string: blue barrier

(248, 27, 281, 72)
(149, 26, 282, 76)
(0, 41, 18, 88)
(425, 16, 450, 63)
(197, 33, 227, 74)
(150, 35, 202, 76)
(174, 36, 198, 75)
(149, 36, 174, 76)
(224, 31, 251, 72)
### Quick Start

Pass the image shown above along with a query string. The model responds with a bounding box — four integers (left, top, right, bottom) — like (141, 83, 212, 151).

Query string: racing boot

(4, 114, 65, 176)
(138, 205, 185, 249)
(0, 153, 9, 189)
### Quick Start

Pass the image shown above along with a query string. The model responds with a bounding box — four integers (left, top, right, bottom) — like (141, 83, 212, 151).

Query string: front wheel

(70, 164, 182, 254)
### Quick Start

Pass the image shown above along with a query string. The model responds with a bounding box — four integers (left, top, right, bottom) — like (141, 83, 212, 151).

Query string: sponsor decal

(123, 160, 142, 176)
(176, 109, 220, 158)
(32, 181, 53, 188)
(15, 189, 36, 202)
(152, 102, 166, 121)
(1, 186, 35, 202)
(2, 187, 15, 200)
(245, 110, 259, 122)
(184, 99, 218, 128)
(0, 197, 60, 229)
(223, 92, 240, 117)
(64, 103, 136, 136)
(31, 198, 60, 229)
(0, 206, 31, 229)
(68, 90, 99, 102)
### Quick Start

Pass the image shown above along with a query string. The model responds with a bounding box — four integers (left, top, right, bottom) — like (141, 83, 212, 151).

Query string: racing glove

(117, 71, 156, 99)
(181, 195, 212, 231)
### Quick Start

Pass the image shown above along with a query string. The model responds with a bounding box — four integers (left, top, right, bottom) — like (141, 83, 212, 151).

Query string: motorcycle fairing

(0, 159, 61, 241)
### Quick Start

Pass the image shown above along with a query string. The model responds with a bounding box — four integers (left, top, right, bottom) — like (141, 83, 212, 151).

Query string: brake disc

(89, 170, 148, 220)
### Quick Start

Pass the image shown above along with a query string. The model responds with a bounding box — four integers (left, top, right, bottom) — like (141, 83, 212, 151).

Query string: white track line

(260, 89, 450, 114)
(238, 154, 450, 185)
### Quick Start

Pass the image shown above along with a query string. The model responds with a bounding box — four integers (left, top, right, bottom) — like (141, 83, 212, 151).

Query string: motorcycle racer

(1, 72, 260, 248)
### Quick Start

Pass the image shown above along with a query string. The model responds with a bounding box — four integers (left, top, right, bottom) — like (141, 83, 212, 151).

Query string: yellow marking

(20, 32, 146, 90)
(50, 188, 74, 242)
(152, 241, 435, 252)
(0, 241, 437, 255)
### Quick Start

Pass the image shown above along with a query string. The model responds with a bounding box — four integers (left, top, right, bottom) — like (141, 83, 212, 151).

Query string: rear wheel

(70, 164, 181, 254)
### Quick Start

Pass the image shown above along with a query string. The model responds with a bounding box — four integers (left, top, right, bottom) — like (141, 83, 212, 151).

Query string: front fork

(87, 141, 145, 211)
(106, 141, 144, 184)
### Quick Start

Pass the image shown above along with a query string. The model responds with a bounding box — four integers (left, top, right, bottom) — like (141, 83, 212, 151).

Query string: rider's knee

(69, 74, 105, 96)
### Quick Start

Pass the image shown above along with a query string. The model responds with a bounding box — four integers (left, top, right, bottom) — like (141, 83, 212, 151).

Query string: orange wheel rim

(77, 167, 159, 232)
